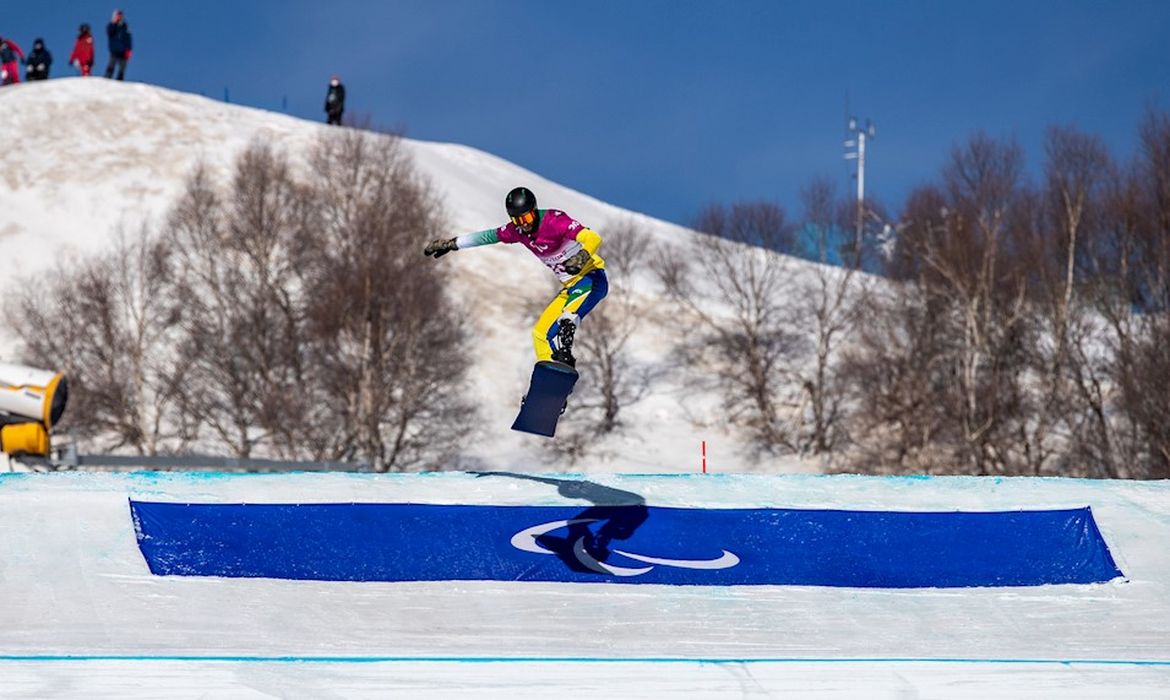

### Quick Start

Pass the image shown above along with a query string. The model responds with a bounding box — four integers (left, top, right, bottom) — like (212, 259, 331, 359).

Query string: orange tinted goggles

(510, 209, 538, 228)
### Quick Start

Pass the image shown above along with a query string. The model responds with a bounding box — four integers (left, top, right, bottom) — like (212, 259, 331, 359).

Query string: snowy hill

(0, 78, 823, 473)
(1, 471, 1168, 697)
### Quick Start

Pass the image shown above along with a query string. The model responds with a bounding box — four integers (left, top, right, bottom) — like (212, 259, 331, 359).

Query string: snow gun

(0, 363, 69, 457)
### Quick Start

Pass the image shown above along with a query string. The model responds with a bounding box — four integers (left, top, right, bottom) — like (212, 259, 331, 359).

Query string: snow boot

(551, 318, 577, 367)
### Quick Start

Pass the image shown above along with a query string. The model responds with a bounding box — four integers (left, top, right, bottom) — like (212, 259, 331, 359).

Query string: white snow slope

(0, 471, 1168, 698)
(0, 78, 824, 474)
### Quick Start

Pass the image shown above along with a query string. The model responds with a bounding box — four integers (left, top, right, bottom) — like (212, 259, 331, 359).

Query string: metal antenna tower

(844, 117, 876, 238)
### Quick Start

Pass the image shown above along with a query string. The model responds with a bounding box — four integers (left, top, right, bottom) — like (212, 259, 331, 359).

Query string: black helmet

(505, 186, 537, 218)
(505, 187, 539, 232)
(80, 23, 90, 33)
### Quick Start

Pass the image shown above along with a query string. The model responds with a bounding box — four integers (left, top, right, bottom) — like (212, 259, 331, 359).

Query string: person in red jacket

(0, 36, 24, 86)
(69, 23, 95, 76)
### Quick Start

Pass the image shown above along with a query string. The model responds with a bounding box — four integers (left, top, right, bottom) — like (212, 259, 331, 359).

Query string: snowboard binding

(551, 318, 577, 367)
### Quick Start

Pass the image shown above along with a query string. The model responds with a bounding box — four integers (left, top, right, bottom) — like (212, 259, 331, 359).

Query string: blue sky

(2, 1, 1166, 226)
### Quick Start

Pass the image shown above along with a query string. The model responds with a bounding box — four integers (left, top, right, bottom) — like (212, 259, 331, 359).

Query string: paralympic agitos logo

(511, 517, 741, 577)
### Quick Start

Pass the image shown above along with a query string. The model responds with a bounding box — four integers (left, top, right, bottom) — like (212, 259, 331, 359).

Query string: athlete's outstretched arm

(455, 229, 501, 249)
(423, 229, 501, 258)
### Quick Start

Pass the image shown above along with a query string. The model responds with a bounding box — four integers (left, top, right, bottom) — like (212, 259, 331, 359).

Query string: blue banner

(129, 501, 1123, 588)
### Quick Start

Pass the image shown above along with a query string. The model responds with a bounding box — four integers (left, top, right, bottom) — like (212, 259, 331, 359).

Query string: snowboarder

(324, 75, 345, 125)
(24, 38, 52, 81)
(423, 186, 608, 368)
(104, 9, 132, 81)
(0, 37, 24, 86)
(69, 24, 95, 77)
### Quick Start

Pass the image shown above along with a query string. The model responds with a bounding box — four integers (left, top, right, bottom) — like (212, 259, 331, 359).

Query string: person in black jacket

(324, 75, 345, 125)
(104, 9, 132, 80)
(25, 38, 52, 81)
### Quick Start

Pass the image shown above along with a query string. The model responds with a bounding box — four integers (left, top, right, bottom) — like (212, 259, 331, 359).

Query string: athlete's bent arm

(563, 228, 603, 275)
(574, 228, 602, 255)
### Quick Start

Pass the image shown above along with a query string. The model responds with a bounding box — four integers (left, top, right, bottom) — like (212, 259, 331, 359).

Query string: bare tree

(1015, 126, 1115, 475)
(165, 143, 313, 459)
(837, 280, 954, 472)
(1058, 110, 1170, 479)
(928, 135, 1032, 473)
(580, 218, 655, 431)
(794, 178, 869, 454)
(601, 217, 654, 278)
(657, 202, 805, 452)
(1107, 109, 1170, 478)
(9, 226, 190, 454)
(298, 128, 474, 470)
(844, 135, 1033, 474)
(16, 131, 472, 469)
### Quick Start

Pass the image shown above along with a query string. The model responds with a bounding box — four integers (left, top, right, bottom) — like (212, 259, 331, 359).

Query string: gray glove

(424, 238, 457, 258)
(562, 248, 592, 275)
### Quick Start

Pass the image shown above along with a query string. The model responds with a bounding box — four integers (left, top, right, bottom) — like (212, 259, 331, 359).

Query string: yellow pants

(531, 270, 608, 361)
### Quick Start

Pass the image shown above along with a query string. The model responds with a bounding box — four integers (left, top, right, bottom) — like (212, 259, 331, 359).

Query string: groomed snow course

(0, 471, 1167, 698)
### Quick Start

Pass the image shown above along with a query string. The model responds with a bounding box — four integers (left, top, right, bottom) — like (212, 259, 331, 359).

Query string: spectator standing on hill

(70, 24, 95, 76)
(0, 37, 24, 86)
(104, 9, 132, 80)
(324, 75, 345, 125)
(25, 38, 52, 81)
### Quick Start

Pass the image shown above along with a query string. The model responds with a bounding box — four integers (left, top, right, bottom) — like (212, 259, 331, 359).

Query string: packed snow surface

(0, 471, 1168, 697)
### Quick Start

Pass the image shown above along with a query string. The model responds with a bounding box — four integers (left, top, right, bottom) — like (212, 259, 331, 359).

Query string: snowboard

(511, 360, 579, 437)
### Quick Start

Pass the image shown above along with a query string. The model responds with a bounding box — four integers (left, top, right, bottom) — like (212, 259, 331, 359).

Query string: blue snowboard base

(512, 361, 579, 437)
